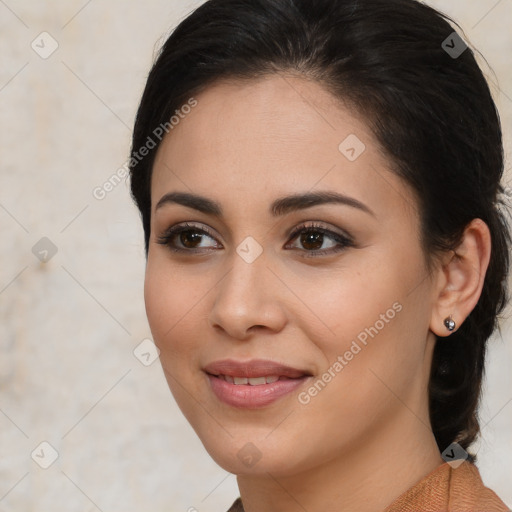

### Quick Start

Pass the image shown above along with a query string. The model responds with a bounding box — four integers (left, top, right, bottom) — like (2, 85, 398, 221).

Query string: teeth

(248, 377, 266, 385)
(220, 375, 280, 385)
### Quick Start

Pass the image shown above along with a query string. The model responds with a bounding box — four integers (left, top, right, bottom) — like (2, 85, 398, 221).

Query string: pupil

(301, 231, 323, 250)
(181, 231, 202, 248)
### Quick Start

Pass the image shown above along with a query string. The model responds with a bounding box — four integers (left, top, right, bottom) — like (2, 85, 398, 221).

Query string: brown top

(226, 460, 509, 512)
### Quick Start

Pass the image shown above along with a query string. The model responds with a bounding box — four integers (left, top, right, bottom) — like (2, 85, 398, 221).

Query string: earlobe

(430, 218, 491, 338)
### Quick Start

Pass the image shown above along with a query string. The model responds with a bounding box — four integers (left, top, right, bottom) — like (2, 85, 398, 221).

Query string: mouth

(203, 358, 311, 379)
(203, 359, 313, 408)
(213, 375, 290, 385)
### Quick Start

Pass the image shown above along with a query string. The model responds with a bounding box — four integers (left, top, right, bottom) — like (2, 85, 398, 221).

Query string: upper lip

(203, 359, 312, 379)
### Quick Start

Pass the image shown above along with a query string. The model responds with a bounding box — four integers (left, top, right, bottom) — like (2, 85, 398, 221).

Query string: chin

(196, 433, 312, 477)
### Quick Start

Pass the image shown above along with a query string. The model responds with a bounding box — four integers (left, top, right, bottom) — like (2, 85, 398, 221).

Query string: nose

(208, 247, 287, 341)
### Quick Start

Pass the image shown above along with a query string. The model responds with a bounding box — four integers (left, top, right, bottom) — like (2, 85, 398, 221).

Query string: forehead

(151, 74, 417, 222)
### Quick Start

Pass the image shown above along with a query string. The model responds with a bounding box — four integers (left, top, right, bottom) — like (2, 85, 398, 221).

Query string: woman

(128, 0, 511, 510)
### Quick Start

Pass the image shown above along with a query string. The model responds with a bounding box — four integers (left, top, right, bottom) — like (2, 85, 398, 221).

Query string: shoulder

(385, 460, 510, 512)
(448, 460, 509, 511)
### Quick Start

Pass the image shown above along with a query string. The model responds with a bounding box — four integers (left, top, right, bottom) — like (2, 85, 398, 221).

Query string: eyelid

(286, 220, 353, 243)
(157, 221, 221, 246)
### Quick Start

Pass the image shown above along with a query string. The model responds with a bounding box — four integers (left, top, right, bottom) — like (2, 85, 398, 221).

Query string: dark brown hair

(128, 0, 511, 461)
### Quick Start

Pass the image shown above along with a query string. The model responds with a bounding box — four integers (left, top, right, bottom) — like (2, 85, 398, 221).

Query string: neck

(236, 412, 444, 512)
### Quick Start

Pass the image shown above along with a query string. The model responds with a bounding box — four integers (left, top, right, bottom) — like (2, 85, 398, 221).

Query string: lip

(203, 359, 312, 408)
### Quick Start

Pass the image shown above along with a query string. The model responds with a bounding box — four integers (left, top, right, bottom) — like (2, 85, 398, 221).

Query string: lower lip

(206, 374, 310, 408)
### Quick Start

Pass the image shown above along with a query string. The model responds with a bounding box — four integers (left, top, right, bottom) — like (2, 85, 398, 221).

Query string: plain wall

(1, 1, 511, 510)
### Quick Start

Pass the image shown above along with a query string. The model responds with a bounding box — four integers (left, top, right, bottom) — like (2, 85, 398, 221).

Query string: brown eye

(157, 221, 354, 258)
(286, 222, 354, 257)
(157, 223, 220, 252)
(179, 230, 205, 248)
(299, 230, 329, 251)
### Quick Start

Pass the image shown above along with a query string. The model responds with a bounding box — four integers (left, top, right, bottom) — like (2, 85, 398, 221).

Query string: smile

(203, 359, 312, 408)
(217, 375, 285, 385)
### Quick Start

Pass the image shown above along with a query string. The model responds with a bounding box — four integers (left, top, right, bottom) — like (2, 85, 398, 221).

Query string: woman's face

(145, 74, 439, 476)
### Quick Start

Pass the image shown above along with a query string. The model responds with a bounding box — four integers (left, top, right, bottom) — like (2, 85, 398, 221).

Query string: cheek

(143, 260, 207, 413)
(143, 258, 198, 355)
(291, 308, 419, 463)
(143, 268, 171, 344)
(297, 255, 426, 406)
(295, 263, 402, 352)
(307, 306, 428, 435)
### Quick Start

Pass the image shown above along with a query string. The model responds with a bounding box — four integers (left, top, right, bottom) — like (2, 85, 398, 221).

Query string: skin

(144, 73, 491, 512)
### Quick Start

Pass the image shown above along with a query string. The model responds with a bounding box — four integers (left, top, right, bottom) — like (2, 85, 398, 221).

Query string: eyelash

(156, 221, 354, 258)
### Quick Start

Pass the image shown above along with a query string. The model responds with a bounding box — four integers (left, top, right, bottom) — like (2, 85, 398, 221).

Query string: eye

(285, 222, 354, 257)
(156, 221, 354, 257)
(156, 222, 220, 253)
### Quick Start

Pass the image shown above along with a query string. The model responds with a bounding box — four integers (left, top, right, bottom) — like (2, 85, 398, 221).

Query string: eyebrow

(155, 190, 375, 218)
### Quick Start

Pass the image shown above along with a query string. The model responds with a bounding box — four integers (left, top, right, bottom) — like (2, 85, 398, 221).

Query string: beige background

(0, 1, 511, 511)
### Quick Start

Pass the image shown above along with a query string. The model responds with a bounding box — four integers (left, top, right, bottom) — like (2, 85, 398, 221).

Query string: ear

(430, 218, 491, 337)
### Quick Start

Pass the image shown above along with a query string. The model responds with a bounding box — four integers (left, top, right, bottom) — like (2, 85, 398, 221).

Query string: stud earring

(443, 315, 456, 332)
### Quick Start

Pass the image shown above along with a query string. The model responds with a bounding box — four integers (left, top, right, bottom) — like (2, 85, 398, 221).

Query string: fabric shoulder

(448, 460, 509, 511)
(384, 460, 510, 512)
